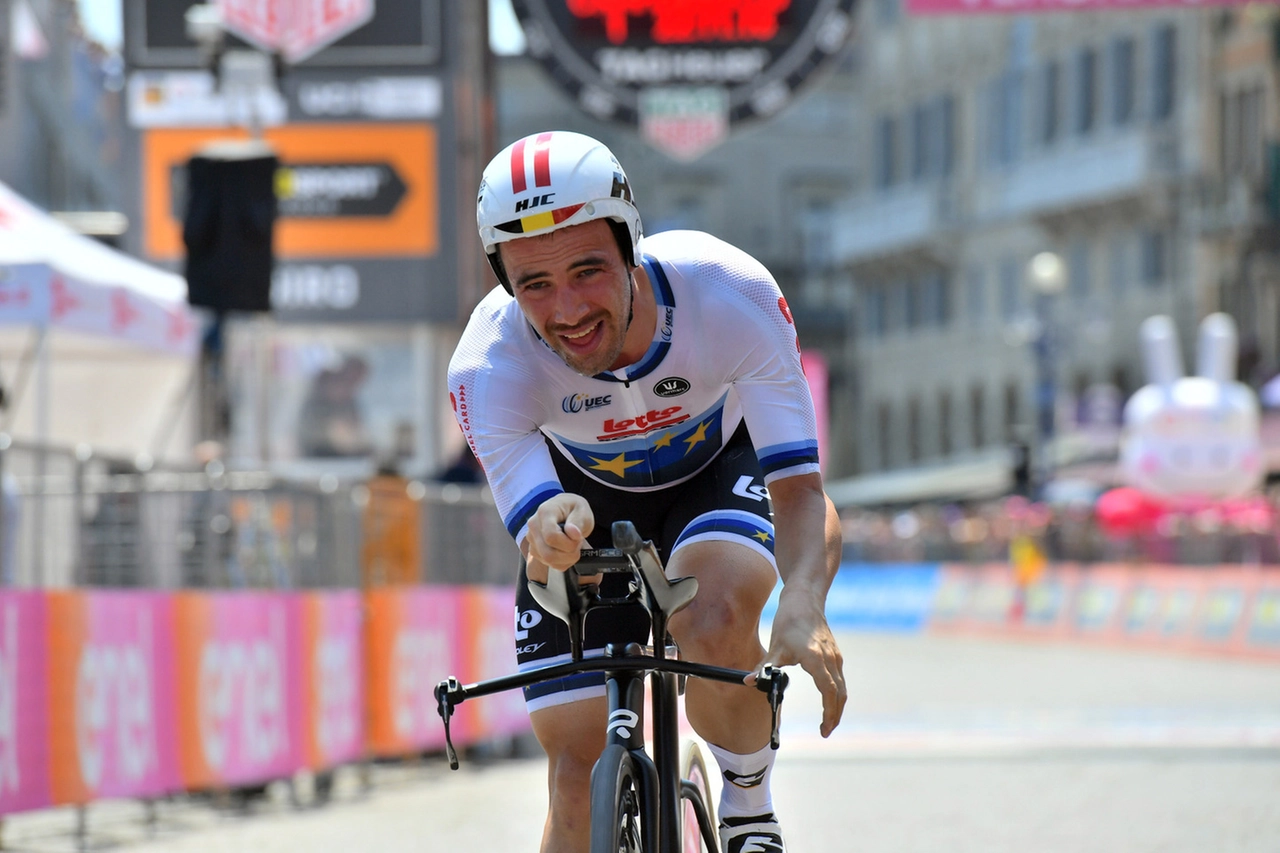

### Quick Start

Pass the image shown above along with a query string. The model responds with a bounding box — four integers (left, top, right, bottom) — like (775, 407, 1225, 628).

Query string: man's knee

(667, 542, 774, 659)
(530, 699, 607, 805)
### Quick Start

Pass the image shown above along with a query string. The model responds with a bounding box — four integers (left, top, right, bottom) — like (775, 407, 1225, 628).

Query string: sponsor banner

(457, 587, 528, 741)
(141, 124, 438, 261)
(365, 587, 464, 756)
(0, 594, 50, 815)
(931, 564, 1280, 660)
(173, 593, 306, 789)
(763, 564, 940, 632)
(46, 593, 181, 804)
(301, 592, 365, 770)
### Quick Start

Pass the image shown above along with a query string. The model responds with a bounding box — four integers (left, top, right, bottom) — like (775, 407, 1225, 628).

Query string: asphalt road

(5, 632, 1278, 852)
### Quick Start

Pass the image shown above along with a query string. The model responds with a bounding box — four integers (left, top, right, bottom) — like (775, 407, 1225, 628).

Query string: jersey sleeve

(448, 303, 563, 545)
(693, 243, 821, 484)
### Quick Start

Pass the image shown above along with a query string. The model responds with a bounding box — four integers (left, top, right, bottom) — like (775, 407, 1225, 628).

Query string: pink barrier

(459, 586, 528, 741)
(302, 591, 365, 770)
(365, 587, 465, 756)
(0, 593, 50, 815)
(0, 585, 529, 816)
(173, 593, 306, 789)
(47, 592, 181, 805)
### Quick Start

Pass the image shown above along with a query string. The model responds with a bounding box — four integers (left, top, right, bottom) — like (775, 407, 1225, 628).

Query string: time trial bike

(435, 520, 788, 853)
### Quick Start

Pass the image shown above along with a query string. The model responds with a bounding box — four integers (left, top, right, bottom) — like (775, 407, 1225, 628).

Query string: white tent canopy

(0, 181, 200, 458)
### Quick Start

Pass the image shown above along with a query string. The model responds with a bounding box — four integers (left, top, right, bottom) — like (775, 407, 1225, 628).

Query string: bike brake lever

(435, 677, 463, 770)
(753, 665, 789, 750)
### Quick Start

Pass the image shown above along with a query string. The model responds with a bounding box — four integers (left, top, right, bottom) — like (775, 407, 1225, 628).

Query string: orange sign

(142, 124, 438, 261)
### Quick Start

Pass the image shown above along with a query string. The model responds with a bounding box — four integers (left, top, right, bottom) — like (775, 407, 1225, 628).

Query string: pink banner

(909, 0, 1260, 13)
(174, 594, 305, 789)
(0, 593, 50, 815)
(460, 586, 529, 741)
(303, 592, 365, 770)
(365, 587, 463, 755)
(47, 593, 181, 804)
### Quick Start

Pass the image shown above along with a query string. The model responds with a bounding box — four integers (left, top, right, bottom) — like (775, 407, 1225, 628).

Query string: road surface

(5, 632, 1278, 852)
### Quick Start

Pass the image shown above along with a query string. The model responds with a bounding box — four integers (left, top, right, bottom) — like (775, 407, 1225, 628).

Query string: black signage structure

(511, 0, 856, 159)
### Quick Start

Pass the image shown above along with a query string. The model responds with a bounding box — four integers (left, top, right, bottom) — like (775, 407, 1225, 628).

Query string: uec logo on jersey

(562, 393, 612, 414)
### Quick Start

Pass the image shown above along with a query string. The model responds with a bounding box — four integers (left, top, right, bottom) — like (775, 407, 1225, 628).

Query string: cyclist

(449, 131, 847, 853)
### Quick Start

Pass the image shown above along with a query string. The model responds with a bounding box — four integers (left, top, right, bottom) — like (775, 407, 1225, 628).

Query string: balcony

(832, 183, 958, 265)
(974, 128, 1180, 223)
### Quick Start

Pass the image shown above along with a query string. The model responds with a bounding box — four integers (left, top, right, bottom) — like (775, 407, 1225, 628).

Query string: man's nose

(551, 286, 590, 325)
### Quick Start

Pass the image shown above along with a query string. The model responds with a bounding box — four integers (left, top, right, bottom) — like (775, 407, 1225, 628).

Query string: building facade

(833, 3, 1280, 501)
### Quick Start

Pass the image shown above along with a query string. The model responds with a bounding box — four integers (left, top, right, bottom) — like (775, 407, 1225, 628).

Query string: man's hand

(754, 590, 847, 738)
(524, 493, 594, 581)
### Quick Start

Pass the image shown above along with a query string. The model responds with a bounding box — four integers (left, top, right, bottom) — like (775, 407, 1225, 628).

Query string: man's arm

(757, 472, 847, 738)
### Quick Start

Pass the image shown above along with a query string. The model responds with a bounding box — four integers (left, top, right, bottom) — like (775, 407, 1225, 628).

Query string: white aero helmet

(477, 131, 642, 292)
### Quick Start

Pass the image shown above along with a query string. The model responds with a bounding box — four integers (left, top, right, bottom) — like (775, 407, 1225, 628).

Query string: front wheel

(591, 744, 646, 853)
(680, 740, 718, 852)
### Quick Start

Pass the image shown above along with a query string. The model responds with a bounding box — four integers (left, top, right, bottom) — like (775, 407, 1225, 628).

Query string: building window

(1068, 240, 1090, 301)
(934, 94, 957, 179)
(800, 198, 834, 271)
(1140, 229, 1168, 286)
(966, 265, 987, 326)
(1040, 60, 1061, 146)
(1151, 24, 1176, 122)
(863, 284, 888, 338)
(999, 257, 1021, 321)
(906, 277, 923, 330)
(1111, 37, 1135, 126)
(1075, 47, 1098, 135)
(878, 402, 893, 469)
(939, 390, 953, 456)
(875, 114, 898, 190)
(910, 103, 929, 182)
(988, 72, 1023, 166)
(908, 397, 922, 463)
(920, 270, 949, 327)
(1108, 234, 1130, 294)
(1222, 85, 1265, 180)
(971, 385, 985, 449)
(1004, 381, 1021, 443)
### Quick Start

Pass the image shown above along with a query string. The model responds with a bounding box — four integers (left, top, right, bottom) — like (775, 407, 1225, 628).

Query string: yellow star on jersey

(753, 530, 772, 545)
(651, 431, 673, 450)
(683, 421, 711, 455)
(589, 453, 643, 478)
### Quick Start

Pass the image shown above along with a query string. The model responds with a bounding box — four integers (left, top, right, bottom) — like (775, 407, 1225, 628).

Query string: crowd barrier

(0, 585, 527, 817)
(787, 563, 1280, 661)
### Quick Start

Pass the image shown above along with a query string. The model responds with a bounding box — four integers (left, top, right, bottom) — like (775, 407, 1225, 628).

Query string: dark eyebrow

(513, 252, 612, 289)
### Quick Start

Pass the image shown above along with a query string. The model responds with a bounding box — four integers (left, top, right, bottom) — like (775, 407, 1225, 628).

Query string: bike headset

(476, 131, 644, 300)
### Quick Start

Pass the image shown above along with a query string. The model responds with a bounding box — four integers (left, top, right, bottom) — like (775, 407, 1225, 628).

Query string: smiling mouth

(559, 321, 601, 344)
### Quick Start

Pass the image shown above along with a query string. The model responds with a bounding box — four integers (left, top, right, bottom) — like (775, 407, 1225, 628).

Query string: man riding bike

(448, 130, 847, 853)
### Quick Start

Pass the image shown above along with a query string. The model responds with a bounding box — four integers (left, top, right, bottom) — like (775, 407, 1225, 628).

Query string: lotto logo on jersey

(599, 406, 689, 440)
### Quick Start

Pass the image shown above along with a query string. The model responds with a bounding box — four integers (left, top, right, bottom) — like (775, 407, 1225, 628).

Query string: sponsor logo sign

(599, 406, 689, 440)
(562, 392, 612, 413)
(302, 592, 364, 770)
(511, 0, 856, 160)
(0, 594, 50, 816)
(653, 377, 690, 398)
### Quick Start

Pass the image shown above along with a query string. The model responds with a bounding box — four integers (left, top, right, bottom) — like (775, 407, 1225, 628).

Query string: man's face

(500, 219, 633, 376)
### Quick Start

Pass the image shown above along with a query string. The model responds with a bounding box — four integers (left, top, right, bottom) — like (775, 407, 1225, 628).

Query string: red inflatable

(1095, 487, 1166, 536)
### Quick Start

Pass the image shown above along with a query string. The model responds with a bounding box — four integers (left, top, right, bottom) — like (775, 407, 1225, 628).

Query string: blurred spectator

(435, 445, 483, 484)
(361, 457, 422, 586)
(298, 355, 372, 458)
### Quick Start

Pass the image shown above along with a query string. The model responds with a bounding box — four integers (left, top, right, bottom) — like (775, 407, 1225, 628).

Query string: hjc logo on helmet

(515, 193, 556, 213)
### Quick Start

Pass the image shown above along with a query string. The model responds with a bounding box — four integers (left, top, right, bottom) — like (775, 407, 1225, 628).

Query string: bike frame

(436, 521, 786, 853)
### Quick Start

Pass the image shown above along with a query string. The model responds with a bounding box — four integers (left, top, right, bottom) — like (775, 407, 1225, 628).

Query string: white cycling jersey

(448, 230, 820, 544)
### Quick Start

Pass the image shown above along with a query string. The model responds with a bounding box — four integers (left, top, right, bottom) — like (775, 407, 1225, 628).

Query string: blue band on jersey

(522, 670, 606, 705)
(757, 440, 820, 476)
(505, 482, 564, 538)
(674, 509, 775, 554)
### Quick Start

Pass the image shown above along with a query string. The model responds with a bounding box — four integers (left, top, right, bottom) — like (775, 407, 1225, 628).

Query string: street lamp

(1026, 251, 1067, 497)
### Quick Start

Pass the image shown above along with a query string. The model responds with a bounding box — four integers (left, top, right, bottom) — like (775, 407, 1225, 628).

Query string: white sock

(707, 742, 776, 819)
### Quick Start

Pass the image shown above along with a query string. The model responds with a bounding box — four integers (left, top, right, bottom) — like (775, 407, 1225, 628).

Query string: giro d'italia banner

(511, 0, 857, 161)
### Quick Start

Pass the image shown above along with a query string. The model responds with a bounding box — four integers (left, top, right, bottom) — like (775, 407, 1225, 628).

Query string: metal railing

(0, 437, 519, 589)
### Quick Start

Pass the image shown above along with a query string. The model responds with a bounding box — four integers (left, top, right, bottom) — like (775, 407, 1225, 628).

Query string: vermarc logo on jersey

(563, 392, 612, 413)
(654, 377, 690, 397)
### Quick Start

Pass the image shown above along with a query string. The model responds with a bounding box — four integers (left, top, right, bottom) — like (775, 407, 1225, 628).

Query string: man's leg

(666, 539, 776, 750)
(529, 696, 607, 853)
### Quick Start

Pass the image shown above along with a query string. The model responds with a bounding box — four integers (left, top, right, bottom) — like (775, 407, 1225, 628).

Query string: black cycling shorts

(514, 422, 776, 711)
